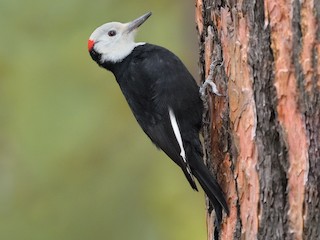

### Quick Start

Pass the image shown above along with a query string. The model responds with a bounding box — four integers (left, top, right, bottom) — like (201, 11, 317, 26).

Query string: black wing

(113, 44, 203, 190)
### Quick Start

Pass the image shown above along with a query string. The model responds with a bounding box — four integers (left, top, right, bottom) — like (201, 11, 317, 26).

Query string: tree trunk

(195, 0, 320, 239)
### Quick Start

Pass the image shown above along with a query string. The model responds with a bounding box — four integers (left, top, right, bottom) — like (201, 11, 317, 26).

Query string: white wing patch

(168, 107, 192, 175)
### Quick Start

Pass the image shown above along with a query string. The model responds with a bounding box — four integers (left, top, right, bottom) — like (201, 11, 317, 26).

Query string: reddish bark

(196, 0, 320, 239)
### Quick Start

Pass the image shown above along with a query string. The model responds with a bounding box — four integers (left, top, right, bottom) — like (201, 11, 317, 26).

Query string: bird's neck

(90, 43, 147, 73)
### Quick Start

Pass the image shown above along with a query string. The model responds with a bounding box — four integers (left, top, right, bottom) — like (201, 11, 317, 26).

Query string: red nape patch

(88, 39, 95, 51)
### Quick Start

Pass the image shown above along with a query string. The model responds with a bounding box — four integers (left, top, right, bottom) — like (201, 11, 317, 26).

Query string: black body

(90, 43, 229, 223)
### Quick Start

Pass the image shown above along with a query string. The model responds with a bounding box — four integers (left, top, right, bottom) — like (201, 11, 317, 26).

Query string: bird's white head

(88, 12, 152, 63)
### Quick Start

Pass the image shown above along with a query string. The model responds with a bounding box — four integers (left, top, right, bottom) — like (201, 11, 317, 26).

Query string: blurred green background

(0, 0, 207, 239)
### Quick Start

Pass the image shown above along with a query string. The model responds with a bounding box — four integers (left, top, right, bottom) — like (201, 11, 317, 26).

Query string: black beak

(127, 12, 152, 33)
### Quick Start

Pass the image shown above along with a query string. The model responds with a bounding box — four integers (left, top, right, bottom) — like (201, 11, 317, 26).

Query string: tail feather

(192, 162, 228, 239)
(189, 154, 229, 238)
(193, 162, 229, 216)
(184, 140, 228, 231)
(195, 172, 223, 216)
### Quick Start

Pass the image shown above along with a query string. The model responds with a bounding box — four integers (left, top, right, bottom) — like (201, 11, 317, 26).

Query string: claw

(199, 59, 224, 97)
(200, 78, 223, 97)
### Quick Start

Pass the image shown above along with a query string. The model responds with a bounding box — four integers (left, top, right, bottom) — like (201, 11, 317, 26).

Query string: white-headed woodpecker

(88, 12, 229, 226)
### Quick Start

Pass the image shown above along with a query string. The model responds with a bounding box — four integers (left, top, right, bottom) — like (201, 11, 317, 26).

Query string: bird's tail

(191, 153, 229, 225)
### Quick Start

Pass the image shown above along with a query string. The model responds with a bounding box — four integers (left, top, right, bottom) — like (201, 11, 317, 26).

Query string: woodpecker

(88, 12, 229, 225)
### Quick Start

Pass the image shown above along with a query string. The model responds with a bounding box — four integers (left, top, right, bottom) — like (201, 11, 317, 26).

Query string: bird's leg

(199, 60, 224, 97)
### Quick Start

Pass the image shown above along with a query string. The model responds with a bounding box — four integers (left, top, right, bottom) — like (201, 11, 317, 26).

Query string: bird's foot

(199, 59, 224, 97)
(199, 78, 222, 97)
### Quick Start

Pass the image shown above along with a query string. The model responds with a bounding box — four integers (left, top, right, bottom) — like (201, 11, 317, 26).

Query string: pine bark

(195, 0, 320, 239)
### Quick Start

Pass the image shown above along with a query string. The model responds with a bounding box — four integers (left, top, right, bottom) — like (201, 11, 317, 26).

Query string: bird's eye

(108, 30, 117, 37)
